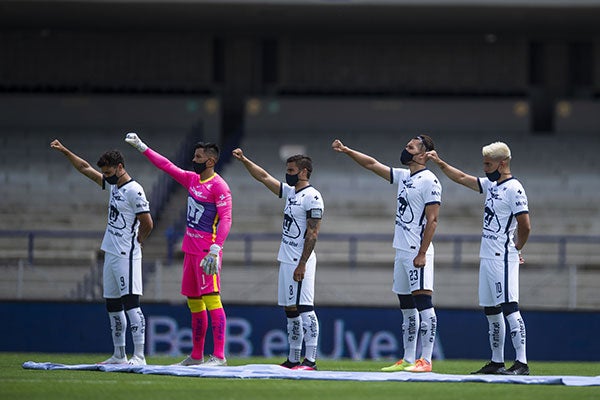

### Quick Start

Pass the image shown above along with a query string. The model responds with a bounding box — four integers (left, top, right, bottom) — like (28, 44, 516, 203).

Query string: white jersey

(477, 177, 529, 261)
(390, 168, 442, 252)
(100, 179, 150, 259)
(277, 183, 324, 264)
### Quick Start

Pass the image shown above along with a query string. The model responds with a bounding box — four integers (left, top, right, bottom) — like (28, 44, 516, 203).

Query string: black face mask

(104, 172, 122, 185)
(285, 172, 299, 186)
(193, 161, 207, 174)
(400, 149, 415, 165)
(486, 169, 501, 182)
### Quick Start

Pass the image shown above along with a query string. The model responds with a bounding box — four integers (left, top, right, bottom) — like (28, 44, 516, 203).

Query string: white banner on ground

(22, 361, 600, 387)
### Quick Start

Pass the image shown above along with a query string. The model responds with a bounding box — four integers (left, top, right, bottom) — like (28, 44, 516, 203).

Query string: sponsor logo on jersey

(190, 187, 206, 199)
(282, 237, 299, 247)
(482, 233, 499, 240)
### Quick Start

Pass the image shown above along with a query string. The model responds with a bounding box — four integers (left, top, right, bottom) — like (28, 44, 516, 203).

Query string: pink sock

(209, 308, 227, 359)
(191, 311, 208, 360)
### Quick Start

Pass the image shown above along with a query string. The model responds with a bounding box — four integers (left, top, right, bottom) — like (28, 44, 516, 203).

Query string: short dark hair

(97, 150, 125, 168)
(195, 142, 220, 162)
(416, 134, 435, 152)
(286, 154, 313, 178)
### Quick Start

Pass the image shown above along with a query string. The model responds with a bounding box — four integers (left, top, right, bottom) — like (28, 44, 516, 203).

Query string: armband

(307, 208, 323, 219)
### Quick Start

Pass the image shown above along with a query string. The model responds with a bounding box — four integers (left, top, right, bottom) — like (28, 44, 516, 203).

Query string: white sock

(300, 311, 319, 362)
(287, 316, 303, 363)
(505, 311, 527, 364)
(401, 308, 419, 364)
(108, 311, 127, 358)
(126, 307, 146, 358)
(486, 313, 506, 363)
(419, 308, 437, 363)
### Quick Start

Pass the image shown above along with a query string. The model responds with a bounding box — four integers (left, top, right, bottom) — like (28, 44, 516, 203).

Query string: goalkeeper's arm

(125, 132, 148, 152)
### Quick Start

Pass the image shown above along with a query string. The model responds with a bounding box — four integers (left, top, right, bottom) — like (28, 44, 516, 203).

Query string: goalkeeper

(126, 133, 232, 367)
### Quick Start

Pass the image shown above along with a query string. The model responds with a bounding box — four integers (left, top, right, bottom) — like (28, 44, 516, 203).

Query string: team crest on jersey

(108, 204, 127, 229)
(396, 186, 414, 224)
(483, 188, 502, 233)
(187, 197, 206, 230)
(283, 197, 302, 238)
(282, 212, 301, 238)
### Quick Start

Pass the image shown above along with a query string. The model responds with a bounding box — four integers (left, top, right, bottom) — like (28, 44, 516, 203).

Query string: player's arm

(294, 217, 321, 282)
(136, 212, 154, 244)
(200, 184, 232, 275)
(514, 212, 531, 251)
(331, 139, 390, 181)
(426, 150, 479, 192)
(50, 139, 103, 187)
(414, 203, 440, 268)
(231, 148, 280, 195)
(214, 187, 233, 247)
(125, 133, 190, 187)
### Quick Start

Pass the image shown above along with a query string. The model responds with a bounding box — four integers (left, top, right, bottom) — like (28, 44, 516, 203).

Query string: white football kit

(101, 180, 151, 298)
(277, 183, 324, 307)
(477, 177, 529, 306)
(390, 168, 442, 294)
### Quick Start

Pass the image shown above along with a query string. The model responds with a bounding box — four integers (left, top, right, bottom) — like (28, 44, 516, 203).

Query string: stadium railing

(3, 229, 599, 270)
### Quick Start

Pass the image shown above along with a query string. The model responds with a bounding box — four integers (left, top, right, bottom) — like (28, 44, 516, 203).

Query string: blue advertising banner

(1, 301, 598, 361)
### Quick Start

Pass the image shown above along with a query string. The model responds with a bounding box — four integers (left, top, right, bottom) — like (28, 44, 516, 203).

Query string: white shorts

(478, 258, 520, 307)
(393, 249, 434, 295)
(103, 252, 143, 299)
(278, 254, 316, 307)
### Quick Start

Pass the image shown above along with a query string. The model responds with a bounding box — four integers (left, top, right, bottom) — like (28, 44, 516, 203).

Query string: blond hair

(482, 141, 511, 161)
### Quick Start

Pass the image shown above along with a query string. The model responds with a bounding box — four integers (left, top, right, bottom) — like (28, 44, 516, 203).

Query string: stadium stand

(0, 31, 214, 93)
(0, 94, 220, 264)
(1, 6, 600, 307)
(276, 35, 529, 96)
(212, 96, 600, 298)
(227, 95, 600, 239)
(2, 94, 600, 309)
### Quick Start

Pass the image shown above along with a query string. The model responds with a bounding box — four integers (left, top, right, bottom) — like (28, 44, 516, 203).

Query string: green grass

(1, 353, 599, 400)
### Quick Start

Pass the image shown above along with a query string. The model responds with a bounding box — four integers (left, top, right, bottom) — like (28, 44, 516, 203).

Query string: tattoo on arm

(300, 218, 320, 264)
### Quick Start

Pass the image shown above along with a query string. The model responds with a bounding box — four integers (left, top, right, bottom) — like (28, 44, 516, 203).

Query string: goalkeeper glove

(200, 244, 221, 275)
(125, 132, 148, 152)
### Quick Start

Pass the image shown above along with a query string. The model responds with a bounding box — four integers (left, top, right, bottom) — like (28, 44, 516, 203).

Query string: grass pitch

(1, 353, 599, 400)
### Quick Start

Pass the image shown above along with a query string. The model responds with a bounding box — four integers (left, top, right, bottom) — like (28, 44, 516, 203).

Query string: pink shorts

(181, 252, 221, 297)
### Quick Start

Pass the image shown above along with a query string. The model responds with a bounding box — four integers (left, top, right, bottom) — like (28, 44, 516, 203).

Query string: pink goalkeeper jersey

(143, 148, 232, 255)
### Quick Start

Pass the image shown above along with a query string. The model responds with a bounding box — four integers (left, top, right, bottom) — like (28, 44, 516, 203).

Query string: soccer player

(50, 139, 153, 366)
(427, 141, 531, 375)
(125, 133, 232, 367)
(232, 148, 324, 371)
(332, 136, 441, 373)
